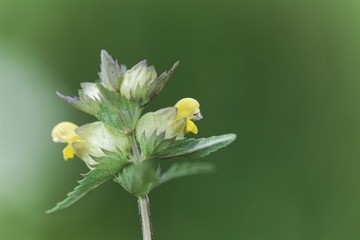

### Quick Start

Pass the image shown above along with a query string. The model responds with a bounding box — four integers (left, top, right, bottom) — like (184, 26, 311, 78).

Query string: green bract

(48, 50, 236, 213)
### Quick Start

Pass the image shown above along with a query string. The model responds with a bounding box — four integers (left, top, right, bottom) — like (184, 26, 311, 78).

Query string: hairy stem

(130, 133, 152, 240)
(139, 196, 152, 240)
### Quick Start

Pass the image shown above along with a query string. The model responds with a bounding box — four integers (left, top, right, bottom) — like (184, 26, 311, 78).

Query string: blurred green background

(1, 0, 360, 239)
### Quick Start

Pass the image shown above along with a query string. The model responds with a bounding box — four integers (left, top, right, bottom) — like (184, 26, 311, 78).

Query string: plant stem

(130, 133, 152, 240)
(131, 134, 142, 163)
(139, 196, 152, 240)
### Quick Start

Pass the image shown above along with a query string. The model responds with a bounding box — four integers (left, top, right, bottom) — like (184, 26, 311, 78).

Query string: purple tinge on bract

(56, 91, 80, 102)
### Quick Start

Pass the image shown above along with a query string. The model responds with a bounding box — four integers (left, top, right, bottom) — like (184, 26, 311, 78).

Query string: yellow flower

(175, 98, 202, 134)
(51, 122, 81, 160)
(52, 121, 130, 166)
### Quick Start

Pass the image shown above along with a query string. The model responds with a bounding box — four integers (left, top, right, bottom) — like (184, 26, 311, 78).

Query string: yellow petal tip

(63, 144, 76, 161)
(186, 119, 198, 134)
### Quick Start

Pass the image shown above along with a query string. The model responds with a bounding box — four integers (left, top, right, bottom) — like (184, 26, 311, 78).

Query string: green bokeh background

(1, 0, 360, 239)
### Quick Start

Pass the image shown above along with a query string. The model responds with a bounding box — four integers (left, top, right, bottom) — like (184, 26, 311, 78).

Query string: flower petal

(175, 98, 200, 120)
(51, 122, 80, 143)
(63, 144, 77, 160)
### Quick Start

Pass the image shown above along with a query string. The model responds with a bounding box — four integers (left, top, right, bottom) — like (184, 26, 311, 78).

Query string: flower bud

(119, 60, 178, 106)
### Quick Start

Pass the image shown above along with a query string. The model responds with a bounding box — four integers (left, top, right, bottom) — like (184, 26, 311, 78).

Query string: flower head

(118, 60, 179, 106)
(175, 98, 202, 134)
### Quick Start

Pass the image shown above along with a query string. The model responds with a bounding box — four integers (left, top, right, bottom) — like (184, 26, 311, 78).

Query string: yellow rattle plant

(47, 50, 236, 240)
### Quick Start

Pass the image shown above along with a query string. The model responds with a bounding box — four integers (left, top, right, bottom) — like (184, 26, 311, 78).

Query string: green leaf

(99, 50, 126, 91)
(137, 131, 167, 159)
(57, 91, 101, 116)
(152, 134, 237, 159)
(115, 161, 160, 197)
(96, 83, 143, 133)
(146, 61, 179, 103)
(46, 156, 127, 214)
(159, 162, 215, 185)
